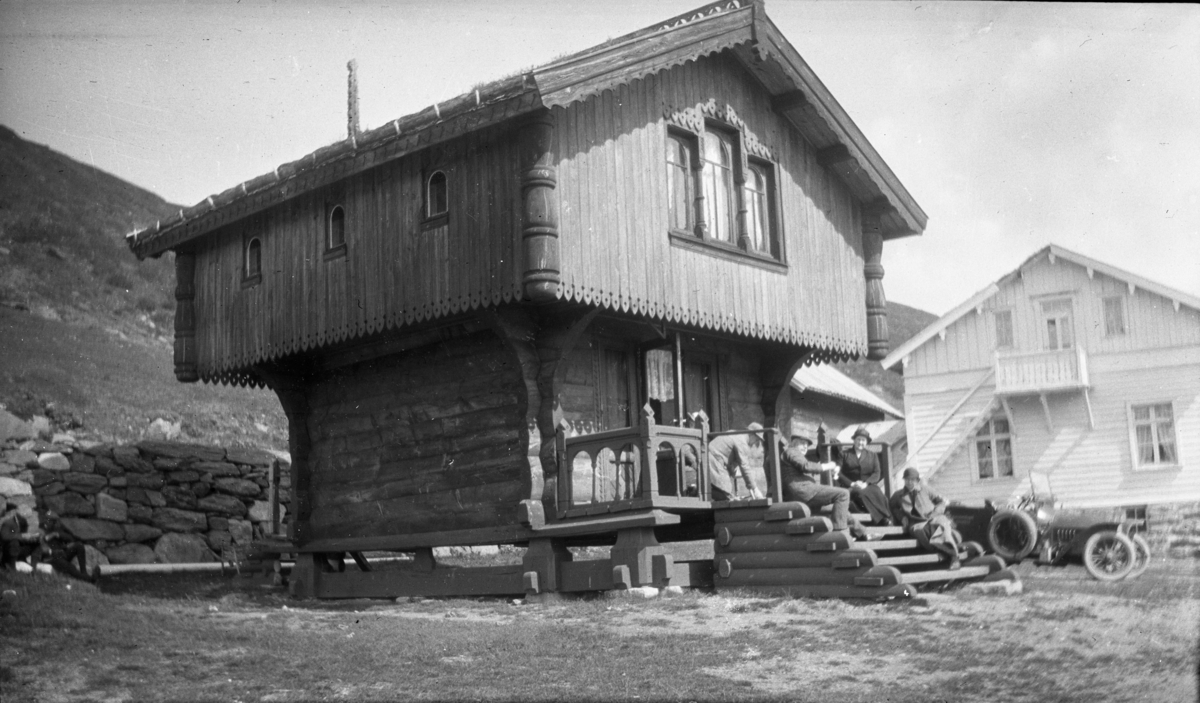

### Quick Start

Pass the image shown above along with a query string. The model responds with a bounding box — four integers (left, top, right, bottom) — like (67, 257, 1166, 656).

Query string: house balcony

(994, 347, 1090, 396)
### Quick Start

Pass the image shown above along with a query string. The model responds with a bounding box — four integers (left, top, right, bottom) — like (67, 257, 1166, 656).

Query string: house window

(666, 131, 697, 235)
(994, 309, 1014, 349)
(1130, 402, 1178, 468)
(1103, 296, 1126, 336)
(666, 122, 781, 262)
(1041, 298, 1074, 350)
(243, 236, 262, 286)
(975, 416, 1013, 480)
(425, 170, 448, 220)
(325, 203, 346, 259)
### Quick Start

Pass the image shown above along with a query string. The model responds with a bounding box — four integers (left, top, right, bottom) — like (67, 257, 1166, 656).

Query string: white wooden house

(881, 244, 1200, 510)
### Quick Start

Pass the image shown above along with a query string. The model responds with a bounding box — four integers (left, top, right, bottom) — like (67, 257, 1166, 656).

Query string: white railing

(994, 346, 1089, 395)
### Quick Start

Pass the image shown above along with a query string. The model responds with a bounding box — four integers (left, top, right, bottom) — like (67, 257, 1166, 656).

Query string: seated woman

(837, 427, 892, 526)
(889, 467, 962, 570)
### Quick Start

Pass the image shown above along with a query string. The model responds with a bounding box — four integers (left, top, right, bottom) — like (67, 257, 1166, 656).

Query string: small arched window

(425, 170, 448, 220)
(327, 204, 345, 250)
(244, 237, 262, 282)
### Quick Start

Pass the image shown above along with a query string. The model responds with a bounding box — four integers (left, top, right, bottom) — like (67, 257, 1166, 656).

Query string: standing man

(837, 427, 892, 526)
(890, 467, 962, 570)
(708, 423, 766, 501)
(779, 433, 879, 541)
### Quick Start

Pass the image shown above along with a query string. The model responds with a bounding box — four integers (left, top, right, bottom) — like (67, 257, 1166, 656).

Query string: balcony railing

(994, 347, 1089, 395)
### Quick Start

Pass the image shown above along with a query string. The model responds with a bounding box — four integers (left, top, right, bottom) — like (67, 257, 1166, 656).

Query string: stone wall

(1, 434, 290, 569)
(1147, 501, 1200, 560)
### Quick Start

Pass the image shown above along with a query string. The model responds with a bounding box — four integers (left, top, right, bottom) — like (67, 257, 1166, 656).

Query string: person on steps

(837, 426, 893, 526)
(708, 423, 766, 501)
(889, 467, 962, 570)
(779, 433, 880, 542)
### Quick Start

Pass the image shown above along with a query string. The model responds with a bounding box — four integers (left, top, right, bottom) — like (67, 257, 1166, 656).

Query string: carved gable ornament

(663, 99, 775, 162)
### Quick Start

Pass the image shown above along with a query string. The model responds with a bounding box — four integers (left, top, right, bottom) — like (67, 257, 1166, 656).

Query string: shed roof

(790, 364, 904, 419)
(127, 0, 925, 259)
(880, 243, 1200, 370)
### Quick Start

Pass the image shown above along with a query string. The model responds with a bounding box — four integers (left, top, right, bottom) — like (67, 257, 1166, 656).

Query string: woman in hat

(836, 427, 892, 526)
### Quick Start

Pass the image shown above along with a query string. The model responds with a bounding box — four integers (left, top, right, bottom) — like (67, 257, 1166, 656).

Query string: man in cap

(837, 426, 893, 526)
(890, 467, 962, 570)
(779, 433, 879, 541)
(707, 422, 766, 501)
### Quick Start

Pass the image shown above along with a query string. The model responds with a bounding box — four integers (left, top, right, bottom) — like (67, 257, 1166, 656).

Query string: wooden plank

(297, 523, 535, 553)
(533, 509, 681, 538)
(714, 531, 852, 554)
(891, 565, 992, 585)
(313, 564, 526, 599)
(724, 583, 917, 600)
(715, 563, 899, 588)
(719, 549, 876, 571)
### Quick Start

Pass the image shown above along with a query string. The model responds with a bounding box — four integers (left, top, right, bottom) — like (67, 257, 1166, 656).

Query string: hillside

(0, 126, 287, 448)
(833, 300, 938, 411)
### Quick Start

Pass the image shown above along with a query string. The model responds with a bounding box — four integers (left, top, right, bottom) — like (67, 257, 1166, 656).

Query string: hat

(902, 467, 921, 481)
(747, 422, 764, 441)
(788, 432, 814, 446)
(852, 427, 872, 442)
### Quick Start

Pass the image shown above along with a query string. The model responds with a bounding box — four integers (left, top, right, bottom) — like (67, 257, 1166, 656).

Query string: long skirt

(849, 483, 891, 524)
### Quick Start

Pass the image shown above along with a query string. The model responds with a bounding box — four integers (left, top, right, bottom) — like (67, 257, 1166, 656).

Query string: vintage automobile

(948, 473, 1150, 581)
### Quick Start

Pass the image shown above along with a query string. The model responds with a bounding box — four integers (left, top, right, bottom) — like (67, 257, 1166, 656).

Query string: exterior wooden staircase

(712, 500, 1018, 599)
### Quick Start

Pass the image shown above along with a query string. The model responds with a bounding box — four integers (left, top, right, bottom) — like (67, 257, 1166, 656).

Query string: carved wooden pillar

(256, 366, 312, 545)
(173, 251, 199, 382)
(519, 110, 560, 302)
(863, 215, 889, 361)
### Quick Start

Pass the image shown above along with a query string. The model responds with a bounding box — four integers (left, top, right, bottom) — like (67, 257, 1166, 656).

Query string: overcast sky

(1, 0, 1196, 315)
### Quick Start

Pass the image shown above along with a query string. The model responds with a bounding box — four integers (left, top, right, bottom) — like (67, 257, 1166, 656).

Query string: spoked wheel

(1082, 531, 1136, 581)
(988, 509, 1038, 562)
(1125, 534, 1152, 580)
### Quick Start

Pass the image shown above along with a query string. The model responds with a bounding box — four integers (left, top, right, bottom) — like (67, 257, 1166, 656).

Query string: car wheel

(987, 509, 1038, 562)
(1125, 534, 1152, 580)
(1082, 531, 1136, 581)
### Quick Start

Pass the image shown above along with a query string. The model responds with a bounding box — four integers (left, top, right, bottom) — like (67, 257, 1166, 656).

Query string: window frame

(324, 202, 347, 261)
(665, 120, 784, 269)
(1127, 401, 1180, 470)
(1040, 297, 1075, 351)
(971, 414, 1015, 483)
(241, 220, 263, 288)
(1102, 295, 1127, 337)
(421, 169, 449, 230)
(993, 308, 1015, 349)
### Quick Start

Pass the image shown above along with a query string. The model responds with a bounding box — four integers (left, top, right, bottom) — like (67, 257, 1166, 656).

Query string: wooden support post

(518, 110, 560, 302)
(862, 215, 889, 361)
(173, 250, 198, 382)
(256, 366, 313, 544)
(522, 538, 572, 594)
(610, 527, 671, 587)
(760, 350, 811, 441)
(289, 553, 321, 599)
(412, 547, 436, 573)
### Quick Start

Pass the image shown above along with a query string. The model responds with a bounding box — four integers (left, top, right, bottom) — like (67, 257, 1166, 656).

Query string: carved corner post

(518, 110, 560, 302)
(863, 214, 889, 361)
(173, 250, 199, 382)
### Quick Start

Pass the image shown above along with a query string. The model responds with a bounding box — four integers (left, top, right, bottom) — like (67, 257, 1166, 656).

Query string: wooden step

(896, 565, 992, 584)
(862, 526, 906, 537)
(876, 552, 946, 567)
(857, 539, 920, 551)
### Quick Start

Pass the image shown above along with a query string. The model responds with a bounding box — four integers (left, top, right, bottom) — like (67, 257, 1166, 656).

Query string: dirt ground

(3, 556, 1198, 702)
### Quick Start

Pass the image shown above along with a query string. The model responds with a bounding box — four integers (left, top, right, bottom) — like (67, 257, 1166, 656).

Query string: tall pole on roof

(347, 59, 360, 140)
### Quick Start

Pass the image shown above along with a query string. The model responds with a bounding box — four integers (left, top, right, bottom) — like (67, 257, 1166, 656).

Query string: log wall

(301, 329, 529, 542)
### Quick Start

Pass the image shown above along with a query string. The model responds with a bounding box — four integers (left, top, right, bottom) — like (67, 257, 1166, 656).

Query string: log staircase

(712, 500, 1018, 599)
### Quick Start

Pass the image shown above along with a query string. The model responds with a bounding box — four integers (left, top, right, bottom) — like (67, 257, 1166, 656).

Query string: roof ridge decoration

(880, 243, 1200, 370)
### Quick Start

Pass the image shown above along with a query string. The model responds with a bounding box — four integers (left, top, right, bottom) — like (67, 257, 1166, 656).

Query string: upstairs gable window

(666, 120, 781, 263)
(1041, 298, 1074, 350)
(1103, 296, 1127, 336)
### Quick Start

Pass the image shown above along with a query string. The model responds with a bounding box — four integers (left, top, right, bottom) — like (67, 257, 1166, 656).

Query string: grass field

(1, 557, 1195, 702)
(0, 306, 287, 449)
